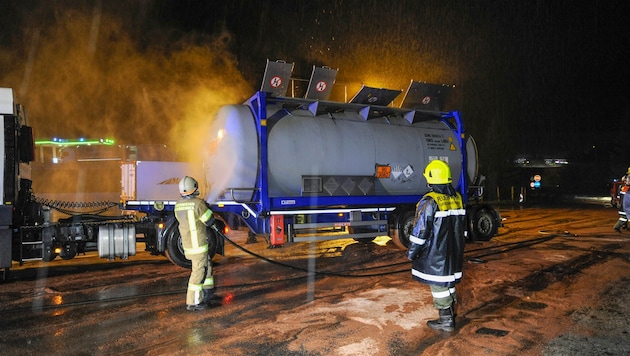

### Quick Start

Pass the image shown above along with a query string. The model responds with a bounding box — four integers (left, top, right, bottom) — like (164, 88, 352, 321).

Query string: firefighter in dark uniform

(407, 160, 466, 332)
(624, 184, 630, 230)
(613, 168, 630, 233)
(175, 176, 215, 311)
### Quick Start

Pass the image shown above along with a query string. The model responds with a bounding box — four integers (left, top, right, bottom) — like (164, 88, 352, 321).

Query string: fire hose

(211, 225, 408, 277)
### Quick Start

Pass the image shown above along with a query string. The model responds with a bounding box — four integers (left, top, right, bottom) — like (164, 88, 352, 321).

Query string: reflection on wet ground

(1, 206, 629, 355)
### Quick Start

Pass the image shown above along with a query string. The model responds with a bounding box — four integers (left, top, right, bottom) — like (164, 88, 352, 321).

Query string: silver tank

(203, 102, 467, 203)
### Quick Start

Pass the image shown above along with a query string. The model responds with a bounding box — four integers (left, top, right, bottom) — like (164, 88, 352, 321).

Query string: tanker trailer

(200, 87, 500, 250)
(126, 69, 500, 268)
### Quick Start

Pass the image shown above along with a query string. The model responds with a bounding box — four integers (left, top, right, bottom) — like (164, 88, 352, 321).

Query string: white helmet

(178, 176, 199, 196)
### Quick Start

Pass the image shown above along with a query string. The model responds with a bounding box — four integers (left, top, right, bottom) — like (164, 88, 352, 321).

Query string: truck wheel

(470, 207, 497, 241)
(59, 242, 77, 260)
(165, 227, 191, 269)
(42, 244, 57, 262)
(165, 224, 218, 269)
(392, 210, 414, 249)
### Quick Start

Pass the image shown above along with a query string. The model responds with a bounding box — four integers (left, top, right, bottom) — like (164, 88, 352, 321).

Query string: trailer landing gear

(1, 267, 8, 283)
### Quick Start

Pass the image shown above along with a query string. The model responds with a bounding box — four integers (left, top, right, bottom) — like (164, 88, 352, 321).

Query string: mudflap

(212, 221, 226, 256)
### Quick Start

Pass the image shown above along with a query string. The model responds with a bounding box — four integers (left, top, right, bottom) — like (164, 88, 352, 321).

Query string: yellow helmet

(627, 166, 630, 175)
(423, 160, 452, 185)
(178, 176, 199, 196)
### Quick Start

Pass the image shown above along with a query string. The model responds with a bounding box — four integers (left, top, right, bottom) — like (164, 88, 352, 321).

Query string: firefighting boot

(614, 220, 625, 233)
(186, 304, 208, 311)
(427, 306, 455, 332)
(202, 288, 215, 306)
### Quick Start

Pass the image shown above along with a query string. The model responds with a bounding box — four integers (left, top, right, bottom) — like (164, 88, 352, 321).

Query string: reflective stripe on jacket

(407, 187, 466, 288)
(174, 197, 213, 256)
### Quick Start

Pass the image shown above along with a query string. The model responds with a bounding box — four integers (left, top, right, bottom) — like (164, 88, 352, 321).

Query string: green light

(34, 138, 116, 146)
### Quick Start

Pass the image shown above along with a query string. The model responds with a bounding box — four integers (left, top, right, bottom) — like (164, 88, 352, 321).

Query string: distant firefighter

(624, 184, 630, 231)
(613, 167, 630, 233)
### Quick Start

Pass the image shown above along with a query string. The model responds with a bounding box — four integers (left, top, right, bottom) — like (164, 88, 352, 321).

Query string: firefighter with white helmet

(175, 176, 216, 311)
(407, 160, 466, 332)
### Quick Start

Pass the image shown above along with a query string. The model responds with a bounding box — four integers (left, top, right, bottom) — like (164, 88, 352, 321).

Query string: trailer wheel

(165, 223, 218, 269)
(59, 242, 77, 260)
(470, 207, 497, 241)
(392, 210, 414, 249)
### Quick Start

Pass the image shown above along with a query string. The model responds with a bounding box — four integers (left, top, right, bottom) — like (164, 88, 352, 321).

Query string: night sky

(0, 1, 628, 195)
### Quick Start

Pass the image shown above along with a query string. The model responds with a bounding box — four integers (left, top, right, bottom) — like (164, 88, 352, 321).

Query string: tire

(391, 210, 414, 249)
(164, 222, 218, 269)
(42, 244, 57, 262)
(469, 207, 497, 241)
(59, 242, 77, 260)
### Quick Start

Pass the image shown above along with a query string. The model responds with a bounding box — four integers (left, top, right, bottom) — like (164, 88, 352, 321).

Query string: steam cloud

(0, 1, 252, 204)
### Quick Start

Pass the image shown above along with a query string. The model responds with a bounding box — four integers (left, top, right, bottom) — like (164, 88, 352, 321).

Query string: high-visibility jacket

(407, 184, 466, 288)
(174, 197, 214, 257)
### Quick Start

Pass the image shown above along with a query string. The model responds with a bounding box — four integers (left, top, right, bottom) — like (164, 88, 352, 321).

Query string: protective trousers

(430, 284, 457, 309)
(614, 210, 627, 232)
(186, 253, 214, 306)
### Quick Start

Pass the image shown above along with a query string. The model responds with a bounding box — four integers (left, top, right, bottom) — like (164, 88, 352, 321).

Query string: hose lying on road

(213, 226, 409, 278)
(466, 231, 576, 263)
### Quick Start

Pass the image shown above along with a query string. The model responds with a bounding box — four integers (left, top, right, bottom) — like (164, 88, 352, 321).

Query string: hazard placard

(376, 165, 391, 179)
(270, 76, 282, 88)
(315, 81, 327, 92)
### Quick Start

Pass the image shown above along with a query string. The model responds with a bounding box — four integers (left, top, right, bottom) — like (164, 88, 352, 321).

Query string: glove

(407, 250, 417, 261)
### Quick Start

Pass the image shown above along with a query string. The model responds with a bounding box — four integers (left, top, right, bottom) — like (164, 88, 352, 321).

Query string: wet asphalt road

(1, 204, 629, 355)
